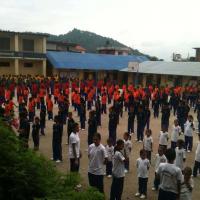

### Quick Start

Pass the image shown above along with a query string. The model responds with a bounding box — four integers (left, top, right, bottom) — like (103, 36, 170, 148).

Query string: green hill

(48, 28, 161, 60)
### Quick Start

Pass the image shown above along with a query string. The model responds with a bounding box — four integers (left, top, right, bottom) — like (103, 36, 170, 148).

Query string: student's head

(93, 133, 101, 146)
(115, 139, 124, 151)
(109, 106, 113, 113)
(68, 112, 72, 119)
(73, 123, 79, 133)
(174, 119, 178, 126)
(183, 167, 192, 182)
(54, 115, 59, 123)
(107, 138, 113, 146)
(162, 125, 167, 133)
(177, 139, 184, 149)
(140, 149, 146, 159)
(158, 147, 164, 156)
(165, 148, 176, 163)
(145, 129, 152, 137)
(34, 116, 39, 123)
(188, 115, 193, 122)
(123, 132, 129, 141)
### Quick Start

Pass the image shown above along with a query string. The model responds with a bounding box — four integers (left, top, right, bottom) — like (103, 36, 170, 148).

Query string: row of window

(0, 37, 34, 51)
(0, 62, 33, 68)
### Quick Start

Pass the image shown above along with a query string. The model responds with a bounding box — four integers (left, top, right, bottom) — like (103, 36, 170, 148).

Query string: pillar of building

(79, 70, 84, 80)
(14, 59, 19, 75)
(160, 75, 166, 86)
(14, 34, 19, 51)
(142, 74, 147, 87)
(42, 59, 46, 76)
(43, 37, 46, 53)
(127, 73, 133, 85)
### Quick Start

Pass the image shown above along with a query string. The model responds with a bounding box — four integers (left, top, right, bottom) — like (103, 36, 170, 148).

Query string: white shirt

(175, 147, 186, 170)
(180, 176, 194, 200)
(136, 158, 150, 178)
(112, 150, 125, 178)
(69, 132, 80, 159)
(154, 154, 167, 171)
(123, 139, 132, 157)
(143, 136, 153, 151)
(195, 142, 200, 162)
(171, 125, 181, 142)
(159, 131, 169, 146)
(105, 145, 114, 162)
(184, 121, 193, 137)
(156, 163, 182, 194)
(88, 143, 108, 175)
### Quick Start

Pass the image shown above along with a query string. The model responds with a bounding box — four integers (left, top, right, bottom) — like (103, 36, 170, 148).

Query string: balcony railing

(0, 50, 46, 59)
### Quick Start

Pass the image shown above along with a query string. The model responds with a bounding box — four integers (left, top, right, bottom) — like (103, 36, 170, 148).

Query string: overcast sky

(0, 0, 200, 60)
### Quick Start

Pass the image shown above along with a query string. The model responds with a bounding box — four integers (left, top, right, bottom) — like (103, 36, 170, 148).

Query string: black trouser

(145, 150, 151, 163)
(106, 161, 113, 175)
(128, 120, 134, 134)
(88, 173, 104, 193)
(80, 114, 85, 129)
(153, 172, 160, 190)
(185, 136, 193, 151)
(48, 111, 53, 120)
(101, 104, 107, 114)
(32, 133, 39, 149)
(137, 124, 144, 141)
(110, 176, 124, 200)
(171, 141, 177, 150)
(124, 158, 129, 171)
(52, 140, 62, 161)
(193, 160, 200, 177)
(70, 158, 80, 172)
(158, 188, 177, 200)
(109, 127, 117, 145)
(138, 177, 148, 195)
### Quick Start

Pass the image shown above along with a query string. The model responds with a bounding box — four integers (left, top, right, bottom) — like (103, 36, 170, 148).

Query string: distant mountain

(48, 28, 161, 60)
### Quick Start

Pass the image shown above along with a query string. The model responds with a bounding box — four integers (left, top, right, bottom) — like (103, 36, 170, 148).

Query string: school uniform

(128, 111, 135, 134)
(40, 110, 46, 135)
(80, 102, 86, 129)
(137, 111, 145, 141)
(69, 132, 80, 172)
(67, 118, 75, 143)
(143, 136, 153, 162)
(88, 116, 97, 146)
(136, 158, 150, 196)
(171, 125, 181, 149)
(175, 147, 186, 170)
(153, 154, 167, 190)
(159, 131, 169, 151)
(108, 111, 118, 145)
(180, 176, 193, 200)
(110, 150, 125, 200)
(123, 139, 132, 171)
(32, 122, 40, 150)
(88, 143, 108, 193)
(52, 123, 63, 161)
(184, 120, 194, 151)
(156, 163, 182, 200)
(105, 145, 114, 176)
(193, 141, 200, 177)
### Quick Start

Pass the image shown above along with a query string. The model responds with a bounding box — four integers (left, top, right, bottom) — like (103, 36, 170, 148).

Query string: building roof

(0, 30, 49, 37)
(121, 61, 200, 77)
(47, 51, 148, 70)
(47, 40, 77, 47)
(97, 47, 131, 51)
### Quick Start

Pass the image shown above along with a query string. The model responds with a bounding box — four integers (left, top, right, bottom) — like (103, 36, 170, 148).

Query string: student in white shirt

(159, 126, 169, 152)
(184, 115, 194, 152)
(69, 123, 81, 172)
(180, 167, 194, 200)
(135, 149, 150, 199)
(171, 119, 181, 149)
(175, 139, 186, 171)
(110, 139, 126, 200)
(88, 133, 108, 193)
(152, 147, 167, 191)
(193, 134, 200, 177)
(143, 129, 153, 162)
(105, 138, 114, 178)
(123, 132, 132, 172)
(156, 148, 182, 200)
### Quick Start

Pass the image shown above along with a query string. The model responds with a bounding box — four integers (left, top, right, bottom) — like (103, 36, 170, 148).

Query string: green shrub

(0, 121, 104, 200)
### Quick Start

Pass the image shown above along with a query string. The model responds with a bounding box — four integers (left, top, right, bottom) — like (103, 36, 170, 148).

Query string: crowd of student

(0, 75, 200, 200)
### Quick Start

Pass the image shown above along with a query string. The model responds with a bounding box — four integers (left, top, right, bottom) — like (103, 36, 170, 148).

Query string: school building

(0, 30, 48, 76)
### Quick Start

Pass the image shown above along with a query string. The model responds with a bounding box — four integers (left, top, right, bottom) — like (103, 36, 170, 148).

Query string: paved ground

(25, 104, 200, 200)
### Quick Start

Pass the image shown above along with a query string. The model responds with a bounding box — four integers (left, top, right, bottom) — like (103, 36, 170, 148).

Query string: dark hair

(165, 148, 176, 162)
(177, 139, 184, 148)
(114, 139, 124, 152)
(107, 138, 113, 144)
(93, 133, 101, 140)
(73, 122, 79, 132)
(140, 149, 146, 156)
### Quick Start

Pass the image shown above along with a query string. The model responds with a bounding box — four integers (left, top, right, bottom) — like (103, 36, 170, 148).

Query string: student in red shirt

(47, 94, 53, 120)
(101, 92, 107, 114)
